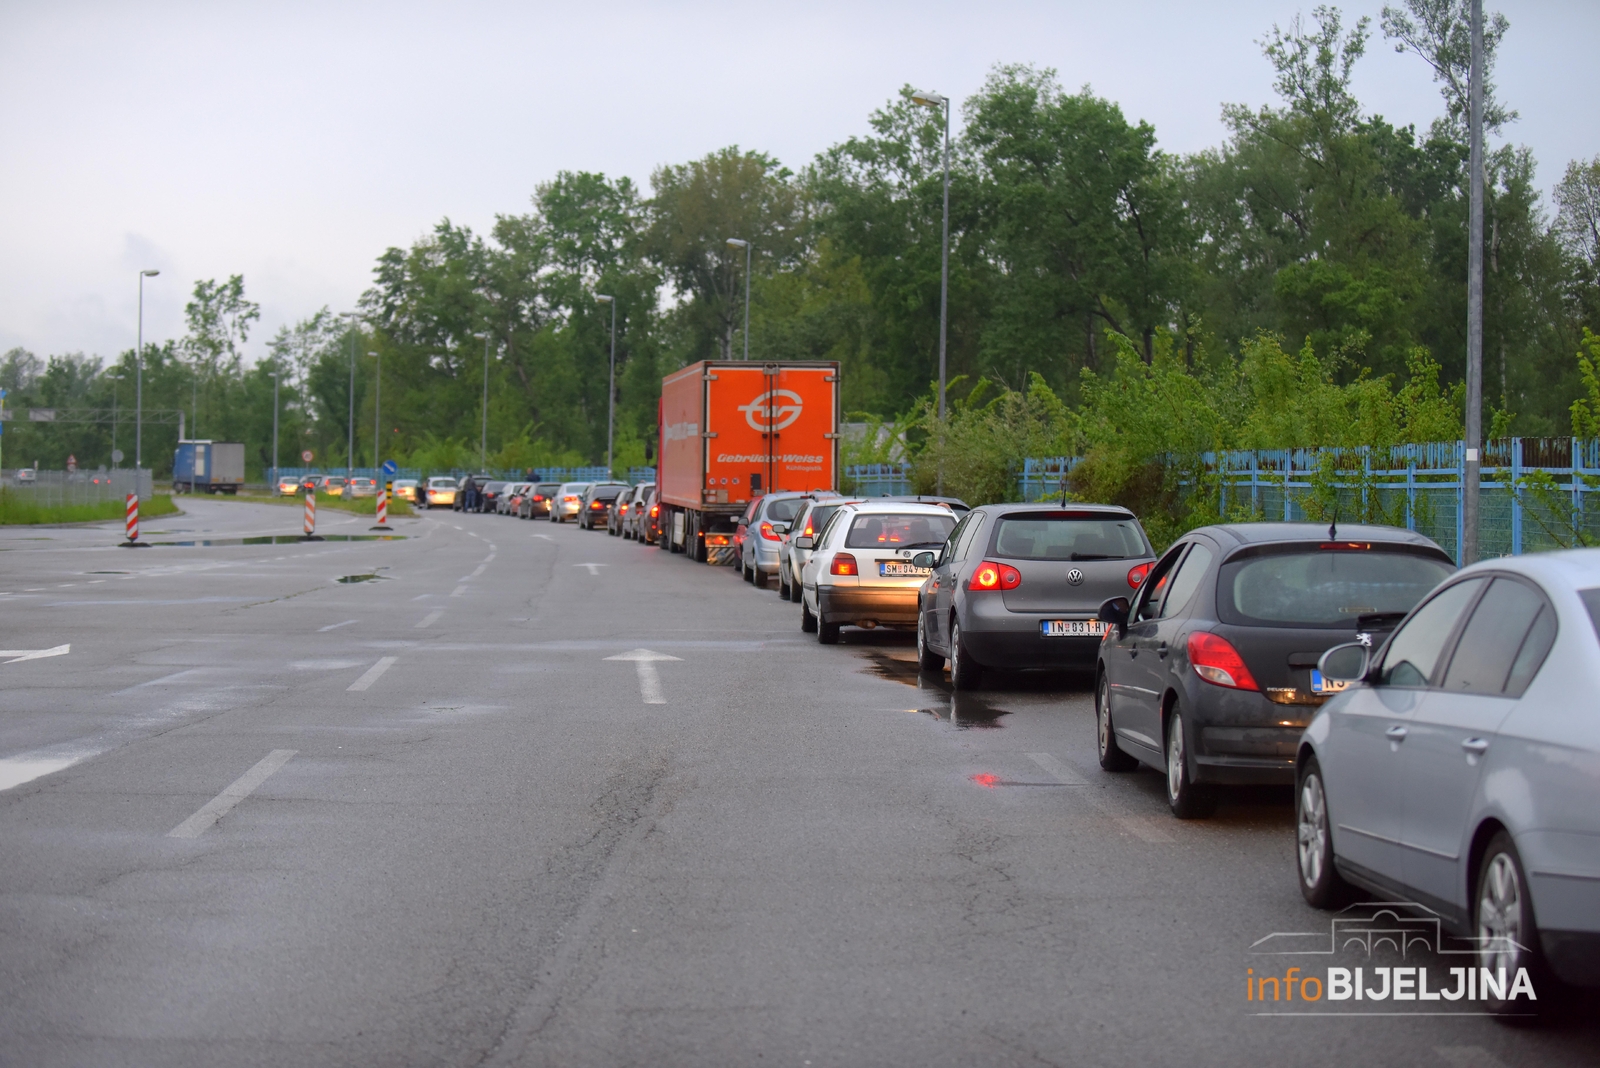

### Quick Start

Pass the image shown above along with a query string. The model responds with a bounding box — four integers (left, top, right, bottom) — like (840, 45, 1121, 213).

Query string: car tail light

(830, 553, 858, 576)
(1127, 562, 1153, 588)
(650, 505, 659, 517)
(1187, 632, 1260, 691)
(591, 501, 603, 509)
(968, 560, 1021, 591)
(759, 521, 781, 541)
(563, 495, 578, 502)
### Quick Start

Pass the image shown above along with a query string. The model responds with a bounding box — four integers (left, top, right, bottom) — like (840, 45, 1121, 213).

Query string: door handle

(1385, 725, 1409, 741)
(1156, 642, 1169, 659)
(1461, 737, 1489, 755)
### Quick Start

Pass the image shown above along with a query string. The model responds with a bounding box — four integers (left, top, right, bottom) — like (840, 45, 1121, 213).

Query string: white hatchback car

(798, 501, 959, 644)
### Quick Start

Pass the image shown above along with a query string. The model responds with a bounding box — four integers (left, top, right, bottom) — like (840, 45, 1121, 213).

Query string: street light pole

(340, 312, 361, 478)
(269, 367, 280, 486)
(136, 268, 159, 469)
(912, 89, 950, 494)
(368, 351, 380, 469)
(594, 296, 617, 475)
(473, 331, 491, 471)
(1462, 0, 1484, 565)
(725, 239, 751, 360)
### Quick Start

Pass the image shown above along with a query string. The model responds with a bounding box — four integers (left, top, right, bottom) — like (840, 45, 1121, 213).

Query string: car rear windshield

(992, 513, 1149, 561)
(803, 505, 840, 537)
(1218, 547, 1454, 628)
(844, 512, 956, 549)
(764, 498, 807, 523)
(593, 486, 624, 498)
(429, 478, 456, 488)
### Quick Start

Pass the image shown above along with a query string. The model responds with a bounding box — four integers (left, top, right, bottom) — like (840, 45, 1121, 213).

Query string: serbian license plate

(1042, 619, 1106, 638)
(879, 560, 931, 577)
(1310, 670, 1349, 695)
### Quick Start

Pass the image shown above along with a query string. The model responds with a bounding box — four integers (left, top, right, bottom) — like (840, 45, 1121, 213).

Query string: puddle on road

(921, 695, 1011, 729)
(336, 573, 386, 584)
(148, 534, 406, 546)
(84, 570, 130, 575)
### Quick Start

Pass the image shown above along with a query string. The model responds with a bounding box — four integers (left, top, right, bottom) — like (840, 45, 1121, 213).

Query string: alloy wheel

(1297, 773, 1328, 889)
(1478, 852, 1525, 978)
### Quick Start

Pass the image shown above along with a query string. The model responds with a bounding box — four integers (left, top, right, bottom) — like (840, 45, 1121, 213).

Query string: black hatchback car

(912, 504, 1157, 689)
(1094, 523, 1454, 818)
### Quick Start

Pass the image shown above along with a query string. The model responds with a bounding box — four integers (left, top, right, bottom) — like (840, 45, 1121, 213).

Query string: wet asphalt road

(1, 499, 1595, 1067)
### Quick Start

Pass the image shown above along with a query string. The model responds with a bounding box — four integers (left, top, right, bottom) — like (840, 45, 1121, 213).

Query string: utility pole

(1462, 0, 1484, 564)
(473, 332, 491, 471)
(911, 89, 951, 495)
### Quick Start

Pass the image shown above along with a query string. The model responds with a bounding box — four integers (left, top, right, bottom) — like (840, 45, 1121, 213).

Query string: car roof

(1191, 521, 1445, 551)
(1458, 547, 1600, 588)
(841, 500, 958, 516)
(976, 501, 1135, 517)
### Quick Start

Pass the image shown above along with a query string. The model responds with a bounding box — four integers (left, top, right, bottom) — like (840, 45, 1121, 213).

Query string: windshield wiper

(1070, 553, 1124, 561)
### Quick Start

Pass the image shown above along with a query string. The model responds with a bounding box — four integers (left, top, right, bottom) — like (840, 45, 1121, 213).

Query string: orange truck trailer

(657, 360, 841, 561)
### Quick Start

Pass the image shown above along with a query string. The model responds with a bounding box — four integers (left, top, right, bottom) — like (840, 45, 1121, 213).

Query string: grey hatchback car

(1296, 548, 1600, 1011)
(912, 504, 1156, 690)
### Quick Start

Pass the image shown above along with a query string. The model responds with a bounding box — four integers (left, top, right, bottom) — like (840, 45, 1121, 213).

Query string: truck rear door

(706, 364, 836, 503)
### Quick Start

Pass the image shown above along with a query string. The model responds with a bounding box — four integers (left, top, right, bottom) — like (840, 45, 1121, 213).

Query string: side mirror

(1318, 642, 1371, 684)
(911, 551, 938, 569)
(794, 536, 813, 550)
(1097, 597, 1130, 636)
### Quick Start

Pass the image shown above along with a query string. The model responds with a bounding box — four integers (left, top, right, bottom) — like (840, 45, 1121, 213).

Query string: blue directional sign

(381, 459, 398, 476)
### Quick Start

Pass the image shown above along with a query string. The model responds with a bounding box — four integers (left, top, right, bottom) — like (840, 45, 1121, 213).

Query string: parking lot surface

(1, 500, 1595, 1066)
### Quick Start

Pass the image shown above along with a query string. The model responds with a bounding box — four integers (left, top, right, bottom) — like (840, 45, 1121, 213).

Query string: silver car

(550, 482, 593, 523)
(777, 496, 850, 602)
(738, 491, 814, 588)
(1299, 548, 1600, 1012)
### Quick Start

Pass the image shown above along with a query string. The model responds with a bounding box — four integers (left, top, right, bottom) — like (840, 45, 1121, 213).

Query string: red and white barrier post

(120, 493, 141, 546)
(303, 484, 317, 539)
(370, 482, 391, 531)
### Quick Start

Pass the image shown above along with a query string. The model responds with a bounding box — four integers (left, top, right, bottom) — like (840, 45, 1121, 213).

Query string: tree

(182, 275, 260, 437)
(1555, 157, 1600, 326)
(1380, 0, 1515, 139)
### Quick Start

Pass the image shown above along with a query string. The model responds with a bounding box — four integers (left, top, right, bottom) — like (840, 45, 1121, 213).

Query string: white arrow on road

(0, 644, 70, 664)
(603, 648, 682, 704)
(574, 563, 607, 575)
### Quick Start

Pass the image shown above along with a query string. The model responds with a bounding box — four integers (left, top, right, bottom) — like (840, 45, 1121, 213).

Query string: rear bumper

(960, 598, 1105, 669)
(819, 586, 920, 626)
(751, 541, 783, 572)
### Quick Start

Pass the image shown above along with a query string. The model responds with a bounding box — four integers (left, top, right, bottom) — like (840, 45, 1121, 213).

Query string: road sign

(111, 449, 124, 463)
(301, 449, 314, 462)
(381, 459, 398, 476)
(66, 454, 77, 472)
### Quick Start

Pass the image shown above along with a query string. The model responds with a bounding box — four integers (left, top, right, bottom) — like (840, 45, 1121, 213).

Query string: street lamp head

(140, 268, 160, 277)
(594, 294, 613, 304)
(910, 89, 948, 109)
(726, 238, 749, 249)
(367, 350, 379, 357)
(473, 331, 489, 339)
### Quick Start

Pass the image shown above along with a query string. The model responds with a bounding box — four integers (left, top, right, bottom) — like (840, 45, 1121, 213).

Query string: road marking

(416, 610, 443, 629)
(575, 563, 606, 575)
(603, 648, 681, 704)
(466, 564, 487, 578)
(533, 533, 554, 541)
(348, 657, 398, 690)
(1114, 816, 1175, 844)
(0, 754, 86, 792)
(167, 750, 297, 838)
(113, 668, 208, 694)
(317, 619, 358, 632)
(450, 585, 468, 597)
(0, 644, 70, 665)
(412, 593, 433, 601)
(1026, 752, 1087, 785)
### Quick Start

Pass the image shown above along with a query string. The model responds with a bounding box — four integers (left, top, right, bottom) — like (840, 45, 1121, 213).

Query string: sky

(1, 0, 1595, 366)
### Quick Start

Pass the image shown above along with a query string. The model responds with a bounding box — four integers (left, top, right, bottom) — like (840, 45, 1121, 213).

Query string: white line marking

(1026, 752, 1087, 785)
(603, 648, 681, 704)
(533, 534, 554, 541)
(416, 610, 443, 629)
(347, 657, 398, 691)
(450, 585, 467, 597)
(167, 750, 297, 838)
(114, 667, 207, 693)
(412, 593, 433, 601)
(1114, 816, 1175, 844)
(317, 619, 358, 632)
(575, 563, 606, 575)
(467, 564, 487, 578)
(0, 644, 70, 664)
(0, 754, 86, 792)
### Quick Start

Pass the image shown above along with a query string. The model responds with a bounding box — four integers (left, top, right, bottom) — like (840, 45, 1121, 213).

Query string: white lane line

(0, 754, 87, 792)
(0, 644, 71, 665)
(1114, 816, 1175, 844)
(113, 667, 208, 694)
(603, 648, 681, 704)
(412, 593, 433, 601)
(466, 564, 487, 578)
(574, 563, 606, 575)
(347, 657, 398, 691)
(167, 750, 297, 838)
(450, 585, 468, 597)
(416, 610, 443, 629)
(533, 534, 554, 541)
(317, 619, 358, 632)
(1026, 752, 1087, 785)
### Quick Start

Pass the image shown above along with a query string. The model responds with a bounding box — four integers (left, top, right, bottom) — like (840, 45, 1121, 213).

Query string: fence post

(1456, 441, 1466, 564)
(1510, 437, 1522, 555)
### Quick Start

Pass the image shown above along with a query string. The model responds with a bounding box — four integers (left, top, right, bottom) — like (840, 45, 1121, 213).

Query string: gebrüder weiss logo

(738, 389, 803, 432)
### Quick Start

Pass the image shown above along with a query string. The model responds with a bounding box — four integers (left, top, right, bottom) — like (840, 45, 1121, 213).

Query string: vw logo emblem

(1067, 568, 1085, 586)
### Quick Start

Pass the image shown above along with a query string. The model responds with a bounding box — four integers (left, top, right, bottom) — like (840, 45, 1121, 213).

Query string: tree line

(3, 2, 1597, 487)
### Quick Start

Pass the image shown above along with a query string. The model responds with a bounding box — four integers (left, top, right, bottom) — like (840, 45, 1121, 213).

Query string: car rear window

(764, 498, 806, 523)
(802, 504, 840, 537)
(992, 513, 1149, 560)
(844, 513, 956, 549)
(1219, 548, 1454, 628)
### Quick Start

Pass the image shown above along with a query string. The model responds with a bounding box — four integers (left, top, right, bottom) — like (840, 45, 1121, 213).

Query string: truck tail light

(759, 521, 781, 541)
(1127, 562, 1153, 589)
(968, 561, 1021, 591)
(1187, 632, 1260, 691)
(830, 553, 858, 576)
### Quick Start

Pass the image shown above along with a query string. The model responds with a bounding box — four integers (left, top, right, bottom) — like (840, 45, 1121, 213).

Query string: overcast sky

(1, 0, 1594, 366)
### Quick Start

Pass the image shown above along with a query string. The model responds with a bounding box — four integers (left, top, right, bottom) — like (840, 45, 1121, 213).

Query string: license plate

(1042, 620, 1106, 637)
(1310, 670, 1349, 695)
(879, 560, 931, 578)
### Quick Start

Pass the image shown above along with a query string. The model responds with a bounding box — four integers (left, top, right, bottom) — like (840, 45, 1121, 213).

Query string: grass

(228, 490, 416, 518)
(0, 490, 180, 526)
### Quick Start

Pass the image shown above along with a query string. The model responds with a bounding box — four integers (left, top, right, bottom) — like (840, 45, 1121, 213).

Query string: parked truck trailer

(657, 360, 840, 562)
(173, 440, 245, 494)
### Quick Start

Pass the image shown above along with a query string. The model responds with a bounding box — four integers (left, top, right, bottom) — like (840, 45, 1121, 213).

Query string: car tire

(801, 596, 818, 634)
(1164, 705, 1216, 819)
(917, 614, 944, 673)
(777, 572, 792, 601)
(753, 567, 768, 590)
(1475, 831, 1548, 1016)
(949, 621, 983, 690)
(1296, 756, 1352, 907)
(1095, 671, 1137, 772)
(817, 617, 840, 644)
(743, 559, 754, 583)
